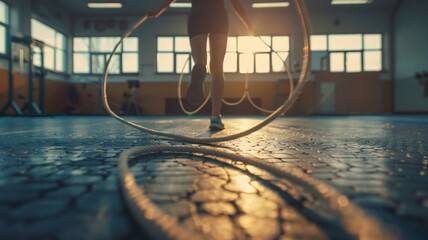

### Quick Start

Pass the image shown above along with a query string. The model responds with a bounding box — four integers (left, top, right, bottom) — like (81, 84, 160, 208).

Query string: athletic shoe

(209, 116, 225, 131)
(187, 64, 206, 106)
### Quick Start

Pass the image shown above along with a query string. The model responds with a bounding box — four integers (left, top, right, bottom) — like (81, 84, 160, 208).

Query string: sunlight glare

(238, 36, 270, 53)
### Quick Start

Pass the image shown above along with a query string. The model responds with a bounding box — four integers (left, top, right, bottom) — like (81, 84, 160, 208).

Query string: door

(318, 82, 336, 114)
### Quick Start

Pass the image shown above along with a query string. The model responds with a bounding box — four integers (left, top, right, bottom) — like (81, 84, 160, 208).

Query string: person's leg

(187, 34, 208, 106)
(209, 33, 227, 118)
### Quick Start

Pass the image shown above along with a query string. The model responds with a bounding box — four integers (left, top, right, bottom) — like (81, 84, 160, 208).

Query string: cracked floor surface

(0, 115, 427, 239)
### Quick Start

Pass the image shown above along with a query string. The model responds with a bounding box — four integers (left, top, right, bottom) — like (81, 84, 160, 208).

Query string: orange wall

(1, 69, 69, 115)
(313, 72, 392, 114)
(70, 81, 292, 115)
(1, 68, 392, 116)
(1, 70, 27, 114)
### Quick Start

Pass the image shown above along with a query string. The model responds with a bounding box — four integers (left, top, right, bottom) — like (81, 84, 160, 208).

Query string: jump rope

(101, 0, 394, 239)
(177, 36, 295, 115)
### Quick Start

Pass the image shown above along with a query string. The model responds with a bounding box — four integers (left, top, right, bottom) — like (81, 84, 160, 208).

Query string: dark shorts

(187, 7, 228, 38)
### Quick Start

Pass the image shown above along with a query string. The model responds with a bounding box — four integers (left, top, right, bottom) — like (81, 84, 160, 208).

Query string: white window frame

(72, 36, 139, 75)
(31, 18, 67, 72)
(310, 33, 383, 72)
(0, 0, 9, 55)
(156, 35, 290, 74)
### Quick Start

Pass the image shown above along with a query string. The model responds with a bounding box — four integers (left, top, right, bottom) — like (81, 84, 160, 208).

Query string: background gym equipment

(0, 35, 46, 116)
(121, 79, 141, 116)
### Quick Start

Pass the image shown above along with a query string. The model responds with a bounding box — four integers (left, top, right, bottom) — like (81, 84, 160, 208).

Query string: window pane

(255, 53, 270, 73)
(91, 37, 120, 52)
(238, 36, 269, 53)
(0, 1, 8, 24)
(226, 37, 237, 52)
(158, 37, 173, 51)
(56, 33, 65, 50)
(107, 54, 120, 74)
(30, 18, 66, 72)
(31, 19, 56, 46)
(175, 37, 191, 52)
(224, 52, 237, 72)
(364, 51, 382, 71)
(73, 53, 90, 73)
(272, 36, 289, 51)
(329, 34, 362, 51)
(92, 55, 105, 74)
(123, 53, 139, 73)
(255, 36, 271, 52)
(157, 53, 174, 72)
(310, 51, 328, 71)
(56, 50, 65, 72)
(239, 53, 254, 73)
(176, 54, 191, 73)
(364, 34, 382, 50)
(311, 35, 327, 51)
(0, 25, 5, 54)
(256, 36, 271, 52)
(272, 52, 289, 72)
(330, 52, 344, 72)
(346, 52, 361, 72)
(44, 46, 55, 70)
(33, 47, 42, 67)
(237, 37, 252, 52)
(123, 37, 138, 51)
(74, 38, 90, 51)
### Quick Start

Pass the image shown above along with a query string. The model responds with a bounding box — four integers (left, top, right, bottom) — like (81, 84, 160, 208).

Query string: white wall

(71, 4, 391, 83)
(310, 9, 390, 34)
(2, 1, 396, 87)
(71, 6, 302, 83)
(394, 0, 428, 112)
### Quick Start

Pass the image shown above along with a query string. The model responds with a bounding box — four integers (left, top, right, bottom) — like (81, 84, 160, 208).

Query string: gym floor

(0, 115, 427, 239)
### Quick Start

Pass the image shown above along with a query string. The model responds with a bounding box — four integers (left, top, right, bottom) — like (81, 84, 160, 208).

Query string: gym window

(157, 36, 192, 74)
(310, 34, 382, 72)
(237, 36, 289, 74)
(31, 19, 67, 72)
(156, 35, 290, 74)
(73, 37, 139, 74)
(0, 0, 9, 55)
